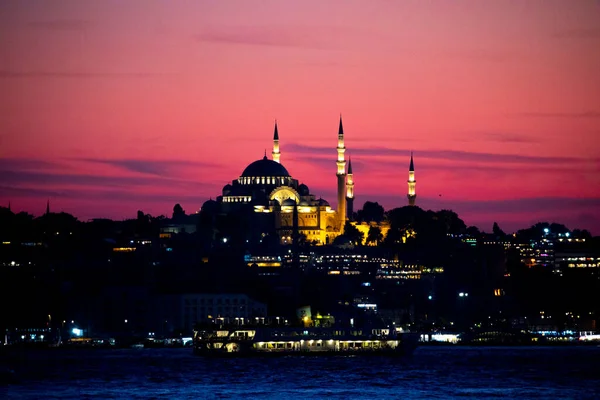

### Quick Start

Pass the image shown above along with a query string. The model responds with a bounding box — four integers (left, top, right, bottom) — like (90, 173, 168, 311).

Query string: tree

(492, 222, 506, 238)
(172, 203, 185, 221)
(366, 226, 383, 246)
(572, 229, 592, 240)
(466, 226, 481, 237)
(436, 209, 466, 235)
(343, 221, 364, 246)
(356, 201, 385, 223)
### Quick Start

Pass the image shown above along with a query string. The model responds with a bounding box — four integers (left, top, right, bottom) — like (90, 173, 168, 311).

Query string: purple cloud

(195, 25, 371, 50)
(28, 19, 92, 32)
(0, 169, 205, 189)
(286, 143, 591, 166)
(553, 28, 600, 39)
(0, 71, 171, 79)
(75, 158, 222, 176)
(0, 158, 64, 171)
(511, 111, 600, 119)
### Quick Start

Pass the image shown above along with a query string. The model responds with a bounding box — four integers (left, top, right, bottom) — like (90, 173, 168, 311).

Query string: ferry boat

(193, 326, 419, 357)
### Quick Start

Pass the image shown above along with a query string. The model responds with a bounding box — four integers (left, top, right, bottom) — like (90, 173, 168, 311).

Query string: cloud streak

(0, 185, 210, 205)
(0, 169, 204, 190)
(195, 25, 369, 50)
(481, 132, 539, 143)
(28, 19, 92, 32)
(511, 111, 600, 119)
(0, 71, 173, 79)
(75, 158, 222, 176)
(0, 158, 65, 171)
(286, 143, 591, 166)
(196, 27, 329, 49)
(441, 196, 600, 214)
(553, 28, 600, 39)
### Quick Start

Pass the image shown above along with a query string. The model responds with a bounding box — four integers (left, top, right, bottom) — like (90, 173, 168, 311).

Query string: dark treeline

(0, 203, 598, 335)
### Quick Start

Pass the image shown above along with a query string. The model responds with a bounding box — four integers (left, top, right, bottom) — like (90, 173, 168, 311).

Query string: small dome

(317, 198, 330, 207)
(241, 156, 291, 178)
(222, 184, 232, 195)
(201, 198, 218, 213)
(282, 198, 296, 206)
(298, 183, 310, 196)
(299, 200, 310, 206)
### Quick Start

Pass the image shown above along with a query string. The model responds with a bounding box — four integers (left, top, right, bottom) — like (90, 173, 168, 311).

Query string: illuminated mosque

(204, 117, 416, 245)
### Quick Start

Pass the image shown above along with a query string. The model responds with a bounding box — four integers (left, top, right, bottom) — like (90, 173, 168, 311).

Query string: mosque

(203, 117, 416, 245)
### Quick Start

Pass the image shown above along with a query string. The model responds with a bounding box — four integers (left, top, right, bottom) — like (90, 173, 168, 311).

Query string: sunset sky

(1, 0, 599, 234)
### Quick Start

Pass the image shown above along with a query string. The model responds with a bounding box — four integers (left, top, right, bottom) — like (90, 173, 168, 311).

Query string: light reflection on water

(4, 346, 600, 399)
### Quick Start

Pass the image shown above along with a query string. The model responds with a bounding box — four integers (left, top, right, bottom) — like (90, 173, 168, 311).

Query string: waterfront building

(158, 293, 268, 335)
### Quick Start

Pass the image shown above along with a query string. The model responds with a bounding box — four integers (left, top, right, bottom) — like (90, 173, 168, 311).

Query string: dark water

(3, 346, 600, 399)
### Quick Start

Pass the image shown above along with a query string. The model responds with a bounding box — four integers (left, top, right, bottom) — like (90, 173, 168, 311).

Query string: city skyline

(1, 1, 599, 234)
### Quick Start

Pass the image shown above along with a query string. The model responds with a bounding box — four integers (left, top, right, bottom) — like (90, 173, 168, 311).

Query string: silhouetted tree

(356, 201, 385, 223)
(435, 209, 466, 235)
(516, 222, 573, 241)
(466, 226, 481, 237)
(343, 221, 364, 245)
(172, 203, 185, 222)
(492, 222, 506, 238)
(366, 226, 383, 246)
(572, 229, 592, 240)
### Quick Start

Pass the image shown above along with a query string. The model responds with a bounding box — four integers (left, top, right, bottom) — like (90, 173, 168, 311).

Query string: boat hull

(193, 348, 416, 358)
(193, 332, 419, 358)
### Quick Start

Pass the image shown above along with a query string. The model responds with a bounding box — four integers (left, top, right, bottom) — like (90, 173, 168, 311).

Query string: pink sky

(1, 0, 599, 233)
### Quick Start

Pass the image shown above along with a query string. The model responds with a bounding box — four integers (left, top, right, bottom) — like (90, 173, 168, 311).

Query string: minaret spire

(46, 199, 50, 215)
(407, 152, 416, 206)
(346, 156, 354, 221)
(272, 120, 281, 163)
(336, 115, 347, 232)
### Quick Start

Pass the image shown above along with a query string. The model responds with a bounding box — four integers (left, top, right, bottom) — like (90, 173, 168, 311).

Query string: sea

(3, 346, 600, 399)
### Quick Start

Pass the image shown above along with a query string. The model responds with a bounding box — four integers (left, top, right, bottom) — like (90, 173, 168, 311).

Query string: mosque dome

(241, 156, 290, 178)
(299, 200, 310, 206)
(316, 198, 330, 207)
(298, 183, 310, 196)
(281, 198, 296, 206)
(222, 184, 232, 196)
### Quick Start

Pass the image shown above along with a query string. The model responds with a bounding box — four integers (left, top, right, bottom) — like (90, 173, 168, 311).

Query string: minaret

(336, 116, 347, 231)
(407, 152, 416, 206)
(272, 120, 280, 163)
(46, 199, 50, 215)
(346, 157, 354, 221)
